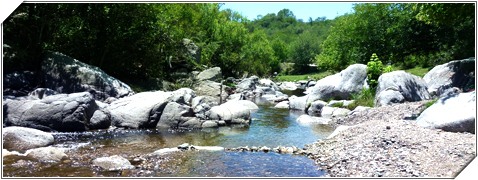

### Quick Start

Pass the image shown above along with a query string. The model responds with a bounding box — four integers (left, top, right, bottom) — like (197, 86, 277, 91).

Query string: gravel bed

(305, 101, 476, 177)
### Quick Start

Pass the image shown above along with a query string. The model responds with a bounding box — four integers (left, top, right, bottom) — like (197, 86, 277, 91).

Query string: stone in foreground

(417, 91, 475, 133)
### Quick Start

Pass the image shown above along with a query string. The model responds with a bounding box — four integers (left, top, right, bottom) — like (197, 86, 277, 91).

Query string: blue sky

(221, 2, 356, 21)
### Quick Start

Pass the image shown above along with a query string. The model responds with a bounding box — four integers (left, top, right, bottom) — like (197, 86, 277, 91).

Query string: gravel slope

(304, 101, 476, 177)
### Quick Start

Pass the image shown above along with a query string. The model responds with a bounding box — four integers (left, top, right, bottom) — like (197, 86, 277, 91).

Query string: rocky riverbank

(304, 101, 476, 177)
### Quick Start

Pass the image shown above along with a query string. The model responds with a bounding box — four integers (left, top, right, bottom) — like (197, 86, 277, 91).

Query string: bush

(366, 53, 384, 90)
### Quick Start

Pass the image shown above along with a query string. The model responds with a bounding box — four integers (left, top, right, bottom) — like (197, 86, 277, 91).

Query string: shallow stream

(3, 91, 335, 177)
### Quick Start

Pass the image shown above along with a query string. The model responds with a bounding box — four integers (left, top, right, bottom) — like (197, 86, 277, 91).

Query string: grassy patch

(391, 65, 430, 77)
(404, 66, 430, 77)
(347, 88, 375, 110)
(425, 98, 438, 109)
(274, 71, 334, 82)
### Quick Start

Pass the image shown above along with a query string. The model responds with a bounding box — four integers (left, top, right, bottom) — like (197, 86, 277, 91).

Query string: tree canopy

(3, 3, 475, 89)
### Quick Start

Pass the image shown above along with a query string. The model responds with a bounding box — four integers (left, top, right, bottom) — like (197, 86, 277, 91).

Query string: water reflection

(4, 103, 334, 177)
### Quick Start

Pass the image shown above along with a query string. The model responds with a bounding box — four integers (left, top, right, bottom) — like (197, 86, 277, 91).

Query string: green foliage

(383, 65, 394, 73)
(347, 88, 375, 110)
(317, 3, 474, 72)
(274, 71, 334, 82)
(366, 53, 384, 90)
(330, 102, 344, 108)
(424, 98, 438, 109)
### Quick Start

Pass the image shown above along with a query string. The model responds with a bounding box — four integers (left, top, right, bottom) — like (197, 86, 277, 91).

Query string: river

(3, 90, 335, 177)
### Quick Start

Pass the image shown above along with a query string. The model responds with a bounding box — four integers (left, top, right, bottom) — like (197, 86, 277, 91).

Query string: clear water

(3, 103, 334, 177)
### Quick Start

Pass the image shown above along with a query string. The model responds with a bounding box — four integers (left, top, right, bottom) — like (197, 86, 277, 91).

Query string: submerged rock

(92, 155, 135, 171)
(25, 147, 68, 163)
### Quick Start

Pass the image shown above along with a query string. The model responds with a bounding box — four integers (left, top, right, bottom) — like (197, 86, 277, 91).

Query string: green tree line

(3, 3, 475, 89)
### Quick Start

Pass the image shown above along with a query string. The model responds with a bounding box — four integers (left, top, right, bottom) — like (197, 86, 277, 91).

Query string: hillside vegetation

(3, 3, 474, 89)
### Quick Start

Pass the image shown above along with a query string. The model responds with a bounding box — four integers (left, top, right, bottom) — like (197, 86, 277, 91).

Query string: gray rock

(274, 101, 290, 109)
(2, 126, 54, 152)
(191, 96, 218, 119)
(375, 71, 431, 106)
(321, 107, 351, 118)
(305, 64, 368, 100)
(41, 52, 134, 101)
(3, 92, 101, 132)
(196, 67, 222, 82)
(235, 76, 259, 93)
(193, 80, 228, 104)
(307, 100, 328, 116)
(182, 38, 200, 63)
(201, 120, 219, 128)
(423, 58, 475, 97)
(28, 88, 58, 100)
(25, 147, 67, 163)
(169, 88, 196, 106)
(92, 155, 135, 171)
(89, 110, 111, 130)
(296, 115, 331, 125)
(279, 82, 298, 91)
(417, 91, 475, 133)
(259, 78, 280, 91)
(179, 117, 202, 129)
(289, 95, 321, 112)
(108, 91, 172, 129)
(207, 100, 258, 122)
(375, 89, 405, 106)
(157, 102, 194, 129)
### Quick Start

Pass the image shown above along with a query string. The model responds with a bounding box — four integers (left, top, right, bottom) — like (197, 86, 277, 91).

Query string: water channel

(3, 90, 335, 177)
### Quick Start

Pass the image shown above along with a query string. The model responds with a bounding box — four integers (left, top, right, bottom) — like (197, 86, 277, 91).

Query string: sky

(221, 2, 356, 21)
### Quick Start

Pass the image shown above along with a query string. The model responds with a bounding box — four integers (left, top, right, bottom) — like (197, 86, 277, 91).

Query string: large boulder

(423, 58, 475, 97)
(107, 89, 196, 129)
(417, 91, 475, 133)
(3, 71, 39, 97)
(305, 64, 368, 100)
(196, 67, 222, 82)
(3, 92, 105, 132)
(207, 100, 258, 122)
(107, 91, 172, 129)
(375, 71, 431, 106)
(2, 126, 54, 152)
(41, 52, 134, 101)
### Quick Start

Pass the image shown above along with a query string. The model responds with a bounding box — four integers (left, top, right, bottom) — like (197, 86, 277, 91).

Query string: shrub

(366, 53, 384, 90)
